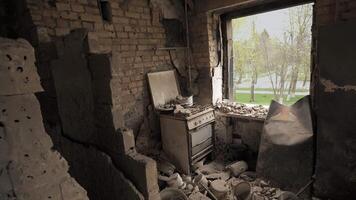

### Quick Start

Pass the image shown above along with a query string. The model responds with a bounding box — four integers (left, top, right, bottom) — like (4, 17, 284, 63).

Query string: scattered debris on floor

(157, 157, 300, 200)
(215, 100, 268, 119)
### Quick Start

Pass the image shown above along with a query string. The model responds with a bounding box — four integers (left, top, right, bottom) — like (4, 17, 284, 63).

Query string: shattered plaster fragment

(320, 78, 356, 92)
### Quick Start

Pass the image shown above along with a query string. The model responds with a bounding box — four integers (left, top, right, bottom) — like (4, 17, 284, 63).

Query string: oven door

(190, 123, 213, 156)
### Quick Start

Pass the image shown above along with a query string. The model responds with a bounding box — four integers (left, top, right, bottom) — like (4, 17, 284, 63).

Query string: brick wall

(23, 0, 184, 132)
(10, 0, 184, 199)
(189, 12, 220, 104)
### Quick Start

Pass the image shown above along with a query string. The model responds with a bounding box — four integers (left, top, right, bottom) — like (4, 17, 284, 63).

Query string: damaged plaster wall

(188, 1, 225, 106)
(49, 29, 159, 200)
(313, 0, 356, 196)
(189, 11, 219, 105)
(320, 78, 356, 93)
(0, 37, 88, 200)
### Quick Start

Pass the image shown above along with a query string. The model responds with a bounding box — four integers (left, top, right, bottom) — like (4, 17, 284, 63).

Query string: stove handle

(188, 120, 214, 131)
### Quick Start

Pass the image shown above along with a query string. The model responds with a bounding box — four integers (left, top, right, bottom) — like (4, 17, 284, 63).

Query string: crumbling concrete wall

(313, 1, 356, 199)
(48, 29, 159, 200)
(47, 125, 145, 200)
(88, 52, 160, 200)
(0, 37, 88, 200)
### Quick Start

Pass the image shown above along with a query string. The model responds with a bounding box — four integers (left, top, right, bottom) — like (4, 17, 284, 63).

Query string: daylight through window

(232, 3, 313, 106)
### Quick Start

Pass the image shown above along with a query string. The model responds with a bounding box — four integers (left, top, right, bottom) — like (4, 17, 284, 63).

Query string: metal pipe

(185, 0, 192, 90)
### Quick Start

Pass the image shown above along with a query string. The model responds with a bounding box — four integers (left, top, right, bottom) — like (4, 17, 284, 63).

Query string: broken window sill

(215, 110, 266, 122)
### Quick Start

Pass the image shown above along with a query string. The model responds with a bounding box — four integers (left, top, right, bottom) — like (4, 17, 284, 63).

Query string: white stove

(148, 70, 215, 174)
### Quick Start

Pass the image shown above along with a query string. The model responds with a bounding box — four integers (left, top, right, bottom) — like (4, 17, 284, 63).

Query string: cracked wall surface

(320, 78, 356, 93)
(49, 29, 159, 200)
(0, 37, 88, 200)
(314, 13, 356, 199)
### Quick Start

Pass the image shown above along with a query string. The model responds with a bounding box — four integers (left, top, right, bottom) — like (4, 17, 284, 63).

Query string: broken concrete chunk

(118, 128, 136, 154)
(227, 161, 248, 177)
(157, 159, 176, 176)
(0, 94, 89, 200)
(216, 100, 268, 119)
(158, 173, 185, 189)
(210, 180, 228, 199)
(160, 188, 188, 200)
(0, 38, 42, 95)
(51, 31, 96, 143)
(0, 37, 89, 200)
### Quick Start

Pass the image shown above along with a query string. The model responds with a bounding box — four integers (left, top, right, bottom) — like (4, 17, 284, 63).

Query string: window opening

(232, 3, 313, 106)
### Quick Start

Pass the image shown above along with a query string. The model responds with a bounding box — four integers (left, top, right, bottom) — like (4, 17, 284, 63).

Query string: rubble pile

(216, 100, 268, 119)
(157, 99, 212, 117)
(157, 157, 299, 200)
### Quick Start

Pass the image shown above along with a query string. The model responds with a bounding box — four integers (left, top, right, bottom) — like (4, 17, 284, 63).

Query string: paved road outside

(236, 74, 310, 90)
(236, 90, 309, 95)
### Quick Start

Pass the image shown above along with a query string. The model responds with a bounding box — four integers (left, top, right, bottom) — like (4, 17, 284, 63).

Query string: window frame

(221, 0, 315, 103)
